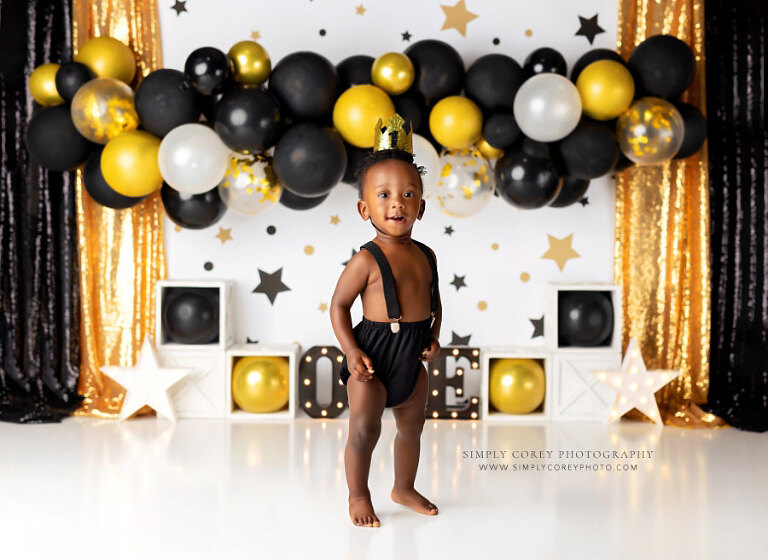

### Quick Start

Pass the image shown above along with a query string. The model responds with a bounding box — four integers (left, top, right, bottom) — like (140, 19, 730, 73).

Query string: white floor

(1, 416, 766, 559)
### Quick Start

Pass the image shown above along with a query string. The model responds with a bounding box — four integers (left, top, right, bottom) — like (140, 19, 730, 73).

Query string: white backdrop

(158, 0, 618, 349)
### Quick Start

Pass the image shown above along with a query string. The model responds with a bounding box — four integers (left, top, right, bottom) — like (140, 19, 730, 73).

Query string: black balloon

(268, 51, 338, 122)
(558, 291, 614, 347)
(83, 147, 146, 209)
(279, 187, 330, 210)
(483, 112, 520, 149)
(273, 123, 347, 196)
(614, 151, 633, 171)
(554, 119, 618, 179)
(25, 104, 95, 171)
(673, 102, 707, 159)
(184, 47, 230, 96)
(570, 48, 626, 82)
(135, 69, 201, 137)
(162, 288, 220, 344)
(465, 54, 523, 113)
(213, 88, 281, 153)
(55, 62, 94, 101)
(392, 90, 427, 133)
(495, 139, 561, 209)
(404, 40, 465, 105)
(627, 34, 695, 99)
(342, 141, 370, 185)
(161, 183, 226, 229)
(523, 47, 567, 77)
(549, 176, 590, 208)
(336, 55, 374, 92)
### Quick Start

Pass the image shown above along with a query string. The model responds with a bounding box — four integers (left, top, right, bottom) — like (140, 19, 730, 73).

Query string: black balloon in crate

(161, 287, 220, 344)
(557, 291, 614, 347)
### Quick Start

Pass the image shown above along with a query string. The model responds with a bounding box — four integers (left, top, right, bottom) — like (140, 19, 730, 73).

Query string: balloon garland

(25, 33, 707, 222)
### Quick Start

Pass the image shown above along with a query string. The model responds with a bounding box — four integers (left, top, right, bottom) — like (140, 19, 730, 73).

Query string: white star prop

(592, 337, 682, 425)
(101, 335, 191, 423)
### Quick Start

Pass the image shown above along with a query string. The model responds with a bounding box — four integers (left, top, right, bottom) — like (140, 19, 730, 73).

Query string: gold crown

(373, 113, 413, 154)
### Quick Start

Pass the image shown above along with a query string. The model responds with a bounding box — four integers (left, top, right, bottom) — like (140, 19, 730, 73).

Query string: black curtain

(702, 0, 767, 432)
(0, 0, 82, 423)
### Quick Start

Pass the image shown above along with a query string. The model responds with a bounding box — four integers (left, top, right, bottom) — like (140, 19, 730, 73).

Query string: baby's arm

(330, 252, 375, 380)
(421, 247, 443, 361)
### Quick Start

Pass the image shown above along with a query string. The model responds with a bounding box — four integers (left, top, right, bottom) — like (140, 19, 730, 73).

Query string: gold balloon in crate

(616, 97, 684, 165)
(489, 358, 545, 414)
(227, 40, 271, 86)
(29, 63, 64, 106)
(75, 36, 136, 84)
(70, 77, 139, 143)
(232, 356, 289, 413)
(371, 52, 415, 95)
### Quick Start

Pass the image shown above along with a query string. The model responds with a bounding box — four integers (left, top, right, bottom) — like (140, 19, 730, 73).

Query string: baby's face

(358, 159, 425, 236)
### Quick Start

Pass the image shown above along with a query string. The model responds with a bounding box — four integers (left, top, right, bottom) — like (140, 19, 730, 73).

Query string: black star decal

(529, 316, 544, 338)
(170, 0, 187, 16)
(450, 332, 472, 345)
(579, 197, 590, 207)
(246, 337, 259, 344)
(342, 248, 358, 267)
(444, 225, 454, 236)
(252, 268, 291, 305)
(450, 274, 467, 291)
(401, 31, 412, 41)
(575, 14, 604, 45)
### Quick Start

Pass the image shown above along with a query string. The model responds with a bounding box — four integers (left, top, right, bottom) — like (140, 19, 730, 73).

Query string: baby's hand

(346, 348, 375, 382)
(420, 336, 441, 362)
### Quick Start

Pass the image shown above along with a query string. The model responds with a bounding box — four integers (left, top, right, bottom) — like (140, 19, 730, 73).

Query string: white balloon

(158, 124, 232, 194)
(412, 134, 441, 199)
(513, 74, 582, 142)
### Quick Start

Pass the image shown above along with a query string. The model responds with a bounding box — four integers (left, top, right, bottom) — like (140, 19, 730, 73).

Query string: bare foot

(348, 495, 381, 527)
(391, 487, 438, 515)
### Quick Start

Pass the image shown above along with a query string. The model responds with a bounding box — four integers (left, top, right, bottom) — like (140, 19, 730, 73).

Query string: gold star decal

(330, 214, 341, 225)
(215, 227, 233, 244)
(250, 30, 261, 41)
(174, 225, 182, 232)
(355, 4, 366, 15)
(318, 302, 328, 312)
(541, 234, 580, 271)
(440, 0, 478, 37)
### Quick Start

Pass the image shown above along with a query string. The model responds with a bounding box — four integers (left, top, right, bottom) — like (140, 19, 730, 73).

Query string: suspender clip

(390, 316, 401, 333)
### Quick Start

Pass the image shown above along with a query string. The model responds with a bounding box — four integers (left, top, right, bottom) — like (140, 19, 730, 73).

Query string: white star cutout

(592, 337, 682, 424)
(101, 335, 191, 423)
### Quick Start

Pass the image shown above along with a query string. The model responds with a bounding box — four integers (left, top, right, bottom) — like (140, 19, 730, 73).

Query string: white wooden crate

(545, 283, 622, 353)
(551, 351, 622, 422)
(159, 347, 227, 418)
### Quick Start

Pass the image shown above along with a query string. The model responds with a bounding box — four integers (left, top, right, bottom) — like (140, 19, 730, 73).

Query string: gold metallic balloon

(489, 358, 546, 414)
(70, 77, 139, 144)
(332, 84, 395, 148)
(29, 63, 64, 106)
(616, 97, 684, 165)
(371, 52, 415, 95)
(231, 356, 289, 413)
(75, 36, 136, 84)
(475, 137, 504, 160)
(227, 40, 271, 86)
(433, 147, 494, 217)
(577, 60, 635, 121)
(429, 96, 483, 149)
(101, 130, 162, 197)
(218, 154, 282, 215)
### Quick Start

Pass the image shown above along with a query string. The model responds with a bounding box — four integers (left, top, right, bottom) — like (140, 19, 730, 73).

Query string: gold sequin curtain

(72, 0, 166, 418)
(615, 0, 726, 428)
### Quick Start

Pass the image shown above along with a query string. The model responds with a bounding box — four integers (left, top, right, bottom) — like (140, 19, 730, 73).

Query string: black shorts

(339, 316, 433, 408)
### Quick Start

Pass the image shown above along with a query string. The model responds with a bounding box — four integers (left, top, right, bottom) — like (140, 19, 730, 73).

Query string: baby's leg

(391, 363, 438, 515)
(345, 375, 387, 527)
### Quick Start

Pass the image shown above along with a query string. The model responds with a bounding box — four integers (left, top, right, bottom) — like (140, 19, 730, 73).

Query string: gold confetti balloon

(371, 52, 415, 95)
(616, 97, 685, 165)
(232, 356, 289, 413)
(433, 147, 494, 217)
(227, 40, 271, 86)
(218, 154, 282, 215)
(29, 63, 64, 106)
(74, 36, 136, 84)
(489, 358, 546, 415)
(70, 77, 139, 144)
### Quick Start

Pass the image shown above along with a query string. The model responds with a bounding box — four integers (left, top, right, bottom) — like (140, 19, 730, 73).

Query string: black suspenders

(361, 240, 439, 333)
